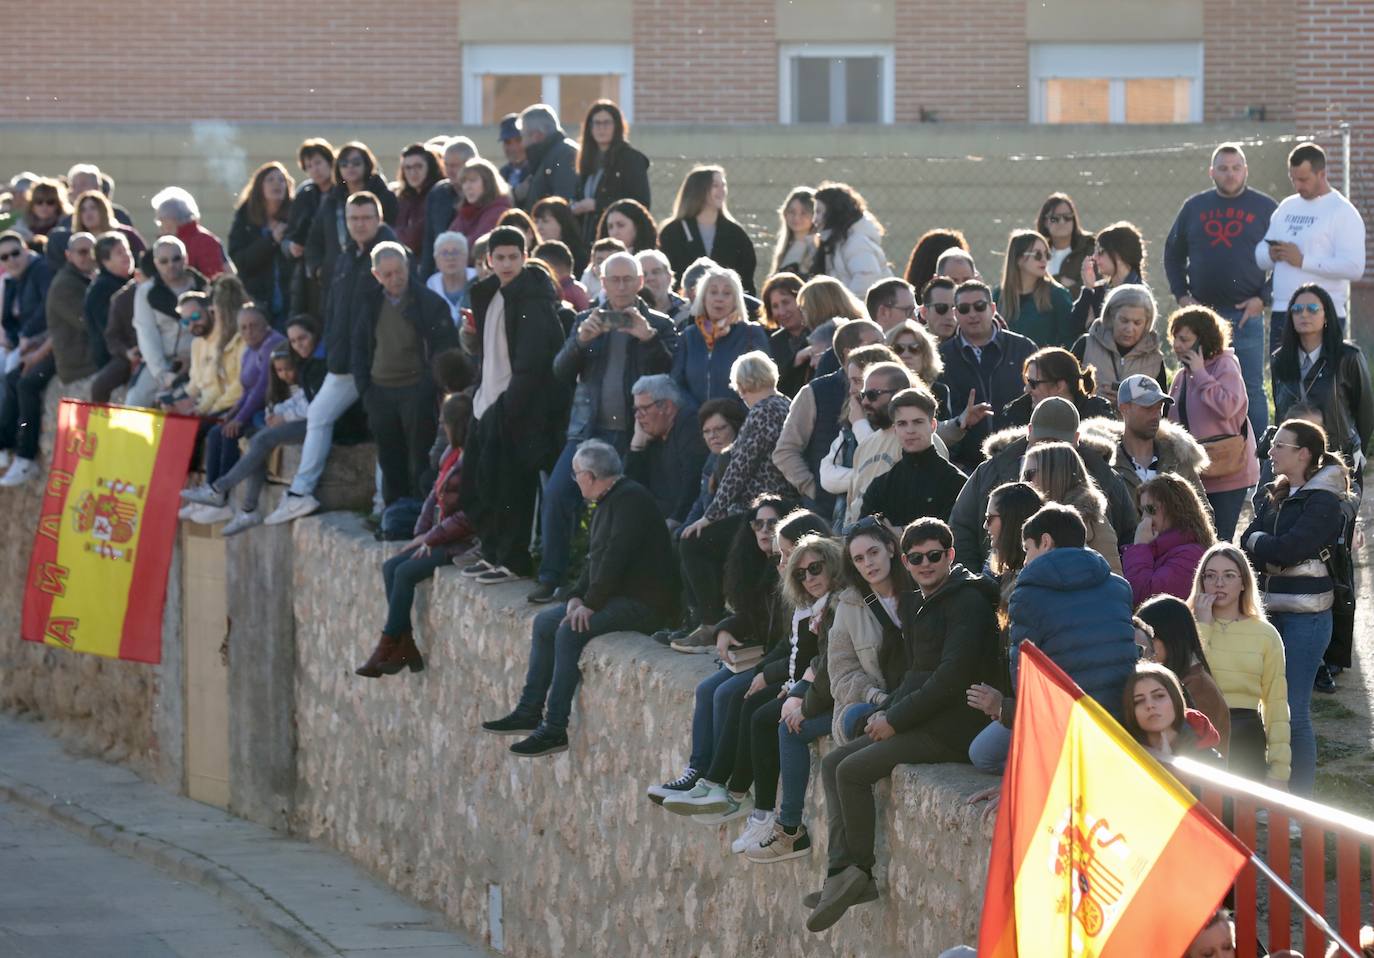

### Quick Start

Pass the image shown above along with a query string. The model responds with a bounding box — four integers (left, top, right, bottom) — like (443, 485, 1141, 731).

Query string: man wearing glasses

(525, 251, 677, 603)
(624, 374, 707, 533)
(864, 277, 917, 334)
(936, 278, 1037, 471)
(44, 231, 100, 386)
(126, 236, 205, 408)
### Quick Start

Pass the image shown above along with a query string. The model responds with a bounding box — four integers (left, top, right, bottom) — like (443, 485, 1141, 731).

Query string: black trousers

(90, 356, 132, 404)
(704, 679, 781, 788)
(0, 354, 56, 460)
(462, 409, 540, 577)
(363, 381, 438, 504)
(746, 693, 788, 810)
(678, 513, 747, 624)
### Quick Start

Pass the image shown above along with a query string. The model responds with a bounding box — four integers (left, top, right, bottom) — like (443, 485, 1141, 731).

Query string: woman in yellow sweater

(1189, 543, 1290, 787)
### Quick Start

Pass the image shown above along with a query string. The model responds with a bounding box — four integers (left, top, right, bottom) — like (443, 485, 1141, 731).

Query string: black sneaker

(510, 727, 569, 757)
(482, 709, 541, 736)
(526, 581, 559, 604)
(1314, 664, 1337, 694)
(646, 767, 700, 805)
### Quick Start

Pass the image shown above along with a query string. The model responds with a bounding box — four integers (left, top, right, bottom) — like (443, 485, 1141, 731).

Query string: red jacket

(415, 447, 474, 548)
(451, 196, 512, 251)
(175, 220, 227, 279)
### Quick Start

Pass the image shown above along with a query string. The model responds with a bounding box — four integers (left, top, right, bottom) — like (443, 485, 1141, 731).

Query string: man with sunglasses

(807, 517, 997, 932)
(936, 279, 1037, 471)
(917, 276, 958, 343)
(864, 277, 916, 334)
(127, 237, 206, 408)
(841, 360, 914, 527)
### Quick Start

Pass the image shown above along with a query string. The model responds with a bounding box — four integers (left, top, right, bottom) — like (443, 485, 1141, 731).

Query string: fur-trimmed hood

(1078, 415, 1210, 477)
(981, 419, 1117, 463)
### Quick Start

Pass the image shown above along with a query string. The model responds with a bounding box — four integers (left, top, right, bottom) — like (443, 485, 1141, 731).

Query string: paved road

(0, 797, 285, 958)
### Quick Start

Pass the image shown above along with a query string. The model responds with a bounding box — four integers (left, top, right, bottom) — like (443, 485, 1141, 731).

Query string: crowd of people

(2, 102, 1371, 939)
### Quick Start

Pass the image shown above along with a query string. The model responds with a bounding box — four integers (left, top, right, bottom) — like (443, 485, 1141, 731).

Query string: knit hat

(1028, 396, 1079, 443)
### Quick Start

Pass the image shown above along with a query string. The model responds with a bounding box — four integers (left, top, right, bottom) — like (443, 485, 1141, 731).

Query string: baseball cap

(1028, 396, 1080, 443)
(1117, 374, 1173, 408)
(498, 114, 521, 142)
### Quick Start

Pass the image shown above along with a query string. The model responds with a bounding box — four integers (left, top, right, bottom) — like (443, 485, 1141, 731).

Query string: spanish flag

(21, 401, 198, 664)
(978, 642, 1247, 956)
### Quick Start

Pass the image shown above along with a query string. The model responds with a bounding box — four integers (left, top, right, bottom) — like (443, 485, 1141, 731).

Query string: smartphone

(600, 309, 632, 330)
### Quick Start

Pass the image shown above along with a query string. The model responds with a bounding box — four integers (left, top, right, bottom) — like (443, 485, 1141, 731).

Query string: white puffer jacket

(821, 213, 892, 296)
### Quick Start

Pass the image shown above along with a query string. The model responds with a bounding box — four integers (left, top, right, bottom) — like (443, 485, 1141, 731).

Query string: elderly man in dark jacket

(807, 518, 998, 933)
(459, 226, 568, 585)
(625, 374, 708, 529)
(350, 241, 459, 504)
(483, 439, 675, 757)
(949, 396, 1138, 571)
(516, 104, 579, 211)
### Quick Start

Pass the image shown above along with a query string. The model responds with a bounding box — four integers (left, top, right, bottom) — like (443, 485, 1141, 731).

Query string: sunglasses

(904, 548, 947, 566)
(1025, 377, 1050, 389)
(793, 559, 827, 582)
(926, 302, 952, 315)
(179, 311, 204, 326)
(0, 249, 23, 261)
(339, 155, 365, 167)
(31, 198, 58, 206)
(1290, 303, 1322, 315)
(892, 342, 921, 356)
(956, 300, 990, 315)
(1045, 214, 1073, 225)
(851, 515, 884, 533)
(983, 513, 1000, 527)
(1021, 250, 1048, 262)
(750, 516, 779, 532)
(155, 255, 184, 265)
(860, 387, 898, 403)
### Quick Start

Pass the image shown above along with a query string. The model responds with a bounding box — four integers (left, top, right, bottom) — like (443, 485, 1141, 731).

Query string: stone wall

(291, 513, 995, 957)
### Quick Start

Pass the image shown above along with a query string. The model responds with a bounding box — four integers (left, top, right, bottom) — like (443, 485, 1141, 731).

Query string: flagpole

(1248, 852, 1360, 958)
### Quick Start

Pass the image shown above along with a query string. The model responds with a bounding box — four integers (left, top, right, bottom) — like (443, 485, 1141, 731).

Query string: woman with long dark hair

(1035, 192, 1094, 296)
(304, 141, 396, 298)
(995, 229, 1074, 348)
(1123, 472, 1216, 605)
(902, 228, 968, 299)
(1122, 663, 1222, 762)
(659, 165, 758, 294)
(771, 187, 817, 278)
(571, 100, 650, 246)
(1136, 594, 1231, 757)
(1070, 220, 1145, 334)
(595, 198, 657, 254)
(392, 143, 442, 255)
(1242, 418, 1351, 795)
(532, 197, 588, 274)
(813, 182, 891, 297)
(229, 162, 295, 329)
(1002, 345, 1114, 427)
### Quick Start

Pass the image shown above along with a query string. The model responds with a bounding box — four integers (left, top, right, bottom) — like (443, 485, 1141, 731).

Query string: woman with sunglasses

(883, 319, 949, 415)
(1190, 543, 1289, 787)
(653, 506, 822, 811)
(1002, 346, 1114, 428)
(1020, 440, 1122, 572)
(303, 141, 396, 301)
(1036, 192, 1094, 296)
(22, 178, 68, 239)
(1241, 418, 1350, 795)
(995, 229, 1075, 349)
(827, 516, 914, 747)
(1123, 472, 1216, 606)
(1070, 220, 1145, 335)
(1136, 594, 1231, 757)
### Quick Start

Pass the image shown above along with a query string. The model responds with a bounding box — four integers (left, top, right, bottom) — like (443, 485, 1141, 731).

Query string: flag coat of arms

(22, 401, 198, 663)
(979, 642, 1248, 957)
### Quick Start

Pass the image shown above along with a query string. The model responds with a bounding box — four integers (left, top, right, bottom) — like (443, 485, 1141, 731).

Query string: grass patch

(1311, 698, 1360, 721)
(1315, 735, 1363, 764)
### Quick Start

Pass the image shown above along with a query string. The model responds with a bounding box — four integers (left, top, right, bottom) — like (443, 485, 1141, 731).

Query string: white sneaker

(220, 510, 263, 537)
(0, 450, 11, 471)
(0, 457, 38, 487)
(191, 503, 234, 525)
(696, 792, 751, 826)
(178, 502, 201, 520)
(264, 493, 319, 525)
(180, 484, 226, 508)
(662, 780, 731, 816)
(731, 810, 776, 854)
(646, 768, 700, 806)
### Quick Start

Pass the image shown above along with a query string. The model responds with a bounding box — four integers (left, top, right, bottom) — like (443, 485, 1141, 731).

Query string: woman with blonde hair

(452, 158, 513, 254)
(1021, 441, 1122, 572)
(1189, 543, 1289, 786)
(995, 228, 1074, 348)
(671, 266, 769, 406)
(884, 319, 948, 415)
(797, 275, 866, 331)
(658, 165, 757, 294)
(771, 186, 817, 278)
(1122, 472, 1215, 605)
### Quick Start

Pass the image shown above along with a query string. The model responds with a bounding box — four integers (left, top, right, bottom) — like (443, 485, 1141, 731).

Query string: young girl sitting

(1122, 662, 1222, 763)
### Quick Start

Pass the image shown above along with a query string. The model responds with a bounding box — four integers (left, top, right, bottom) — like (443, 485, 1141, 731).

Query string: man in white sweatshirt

(1256, 142, 1366, 354)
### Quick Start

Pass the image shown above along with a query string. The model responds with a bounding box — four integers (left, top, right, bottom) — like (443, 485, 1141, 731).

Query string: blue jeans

(968, 720, 1012, 774)
(1208, 488, 1249, 543)
(1219, 305, 1268, 438)
(537, 429, 626, 585)
(516, 596, 659, 732)
(778, 712, 832, 827)
(1271, 609, 1332, 796)
(290, 373, 359, 496)
(382, 546, 459, 635)
(841, 702, 878, 740)
(689, 667, 754, 772)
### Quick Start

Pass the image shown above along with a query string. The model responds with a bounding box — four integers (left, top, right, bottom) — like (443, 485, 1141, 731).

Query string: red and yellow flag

(979, 642, 1247, 957)
(21, 401, 198, 663)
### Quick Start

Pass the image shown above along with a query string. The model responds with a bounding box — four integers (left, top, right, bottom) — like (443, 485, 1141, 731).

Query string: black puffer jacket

(322, 224, 398, 374)
(1242, 464, 1350, 608)
(304, 175, 398, 293)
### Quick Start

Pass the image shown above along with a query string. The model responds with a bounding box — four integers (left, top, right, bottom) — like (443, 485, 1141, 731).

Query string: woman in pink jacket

(1166, 306, 1259, 541)
(1122, 472, 1216, 606)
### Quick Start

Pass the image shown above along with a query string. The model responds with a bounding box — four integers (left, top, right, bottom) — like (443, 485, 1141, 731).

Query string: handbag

(1177, 371, 1249, 479)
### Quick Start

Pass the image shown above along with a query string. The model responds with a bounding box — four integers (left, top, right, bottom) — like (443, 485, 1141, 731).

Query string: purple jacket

(1121, 526, 1206, 607)
(1167, 349, 1259, 493)
(226, 330, 285, 426)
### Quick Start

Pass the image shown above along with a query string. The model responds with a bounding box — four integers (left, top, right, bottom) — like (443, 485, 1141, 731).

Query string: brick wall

(1294, 0, 1374, 291)
(893, 0, 1029, 123)
(1202, 0, 1296, 122)
(630, 0, 778, 122)
(4, 0, 462, 123)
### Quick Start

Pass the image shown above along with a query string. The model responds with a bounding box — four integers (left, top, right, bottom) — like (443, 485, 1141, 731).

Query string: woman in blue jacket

(671, 265, 768, 406)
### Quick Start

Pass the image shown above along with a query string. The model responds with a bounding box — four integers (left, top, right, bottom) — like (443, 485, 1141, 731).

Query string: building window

(463, 44, 632, 126)
(1030, 43, 1203, 124)
(779, 45, 894, 125)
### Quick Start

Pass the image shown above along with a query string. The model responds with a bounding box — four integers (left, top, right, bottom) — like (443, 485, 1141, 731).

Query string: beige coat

(826, 587, 889, 745)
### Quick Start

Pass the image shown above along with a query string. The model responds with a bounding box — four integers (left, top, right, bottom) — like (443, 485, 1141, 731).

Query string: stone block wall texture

(291, 513, 995, 957)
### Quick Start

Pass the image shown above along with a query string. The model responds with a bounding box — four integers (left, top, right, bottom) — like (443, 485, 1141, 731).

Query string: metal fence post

(1340, 121, 1352, 196)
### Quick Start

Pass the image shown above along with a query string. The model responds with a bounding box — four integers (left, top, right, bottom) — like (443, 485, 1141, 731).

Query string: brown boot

(355, 633, 398, 678)
(379, 631, 425, 675)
